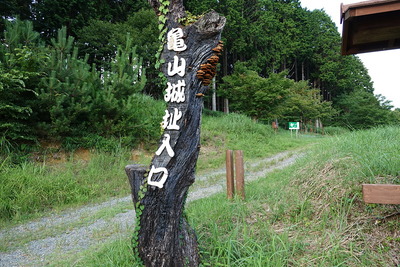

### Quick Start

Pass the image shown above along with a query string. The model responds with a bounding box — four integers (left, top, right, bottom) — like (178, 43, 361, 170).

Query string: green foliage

(0, 0, 33, 33)
(2, 20, 41, 51)
(76, 9, 159, 73)
(104, 37, 146, 98)
(76, 20, 125, 71)
(185, 0, 334, 78)
(5, 0, 393, 130)
(221, 62, 292, 121)
(88, 93, 165, 145)
(0, 64, 35, 142)
(153, 0, 170, 88)
(391, 108, 400, 123)
(184, 0, 398, 130)
(0, 20, 44, 143)
(2, 2, 398, 149)
(0, 19, 164, 149)
(336, 90, 394, 129)
(32, 0, 150, 40)
(123, 9, 159, 69)
(220, 62, 336, 125)
(277, 80, 337, 123)
(75, 8, 163, 96)
(178, 11, 202, 26)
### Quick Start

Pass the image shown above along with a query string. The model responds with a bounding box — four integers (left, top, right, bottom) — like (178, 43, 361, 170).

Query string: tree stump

(126, 1, 225, 266)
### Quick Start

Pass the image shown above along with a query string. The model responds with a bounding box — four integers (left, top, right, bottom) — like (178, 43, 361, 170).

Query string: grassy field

(0, 112, 316, 226)
(1, 113, 399, 266)
(188, 126, 399, 266)
(52, 126, 399, 266)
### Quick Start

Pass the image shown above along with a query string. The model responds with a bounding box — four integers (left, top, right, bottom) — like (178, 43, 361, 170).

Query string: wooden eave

(341, 0, 400, 55)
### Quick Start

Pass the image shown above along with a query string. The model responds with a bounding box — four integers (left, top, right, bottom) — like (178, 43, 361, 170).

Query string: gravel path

(0, 150, 302, 266)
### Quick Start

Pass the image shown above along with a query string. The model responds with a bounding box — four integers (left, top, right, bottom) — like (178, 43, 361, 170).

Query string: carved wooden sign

(125, 1, 225, 266)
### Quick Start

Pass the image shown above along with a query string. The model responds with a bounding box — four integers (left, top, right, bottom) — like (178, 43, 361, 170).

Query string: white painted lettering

(147, 165, 169, 189)
(167, 28, 187, 52)
(167, 55, 186, 77)
(164, 80, 186, 103)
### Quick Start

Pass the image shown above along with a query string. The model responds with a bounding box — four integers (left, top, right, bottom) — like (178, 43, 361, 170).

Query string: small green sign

(289, 122, 299, 130)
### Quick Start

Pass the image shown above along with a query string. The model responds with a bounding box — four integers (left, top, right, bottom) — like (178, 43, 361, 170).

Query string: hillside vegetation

(2, 0, 400, 151)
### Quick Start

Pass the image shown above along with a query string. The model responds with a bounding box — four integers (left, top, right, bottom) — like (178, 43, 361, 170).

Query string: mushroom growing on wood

(196, 42, 224, 86)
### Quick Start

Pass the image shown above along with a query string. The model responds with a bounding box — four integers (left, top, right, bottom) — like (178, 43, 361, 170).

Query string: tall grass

(0, 147, 133, 222)
(51, 126, 399, 266)
(190, 126, 400, 266)
(1, 112, 320, 224)
(198, 112, 317, 171)
(323, 126, 351, 136)
(51, 236, 140, 267)
(335, 126, 400, 180)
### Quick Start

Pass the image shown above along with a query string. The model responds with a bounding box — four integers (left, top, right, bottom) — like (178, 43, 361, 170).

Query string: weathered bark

(126, 1, 225, 266)
(126, 165, 147, 204)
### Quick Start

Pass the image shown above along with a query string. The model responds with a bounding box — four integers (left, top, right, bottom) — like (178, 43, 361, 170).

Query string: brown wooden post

(226, 150, 234, 199)
(234, 150, 245, 200)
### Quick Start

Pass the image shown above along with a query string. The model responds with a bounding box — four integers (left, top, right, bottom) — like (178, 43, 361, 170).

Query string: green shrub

(1, 20, 163, 148)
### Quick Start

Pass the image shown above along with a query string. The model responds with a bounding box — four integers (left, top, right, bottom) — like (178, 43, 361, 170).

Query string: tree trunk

(212, 77, 217, 111)
(223, 45, 229, 114)
(126, 1, 225, 266)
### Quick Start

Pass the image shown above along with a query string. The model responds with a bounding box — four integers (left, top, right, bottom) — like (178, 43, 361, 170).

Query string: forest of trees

(1, 0, 399, 150)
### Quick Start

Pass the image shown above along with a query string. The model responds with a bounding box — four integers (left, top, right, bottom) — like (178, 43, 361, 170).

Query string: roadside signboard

(289, 122, 300, 137)
(289, 122, 300, 130)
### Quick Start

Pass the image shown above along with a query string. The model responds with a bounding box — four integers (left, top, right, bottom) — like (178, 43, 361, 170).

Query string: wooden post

(226, 150, 234, 199)
(126, 1, 226, 266)
(235, 150, 245, 200)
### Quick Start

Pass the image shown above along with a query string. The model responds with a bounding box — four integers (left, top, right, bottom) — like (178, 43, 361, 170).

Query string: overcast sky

(300, 0, 400, 109)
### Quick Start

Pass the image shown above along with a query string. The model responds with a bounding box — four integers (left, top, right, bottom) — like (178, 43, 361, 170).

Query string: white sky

(300, 0, 400, 109)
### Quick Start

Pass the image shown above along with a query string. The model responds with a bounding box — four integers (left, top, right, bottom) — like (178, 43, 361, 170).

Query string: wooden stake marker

(362, 184, 400, 204)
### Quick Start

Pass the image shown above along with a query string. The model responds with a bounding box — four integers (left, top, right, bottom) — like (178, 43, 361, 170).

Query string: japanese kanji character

(167, 28, 187, 52)
(147, 165, 169, 189)
(155, 134, 175, 157)
(164, 80, 186, 103)
(168, 55, 186, 77)
(161, 108, 183, 130)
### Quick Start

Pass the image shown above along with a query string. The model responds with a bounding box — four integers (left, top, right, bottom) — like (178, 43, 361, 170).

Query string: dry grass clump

(282, 131, 400, 266)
